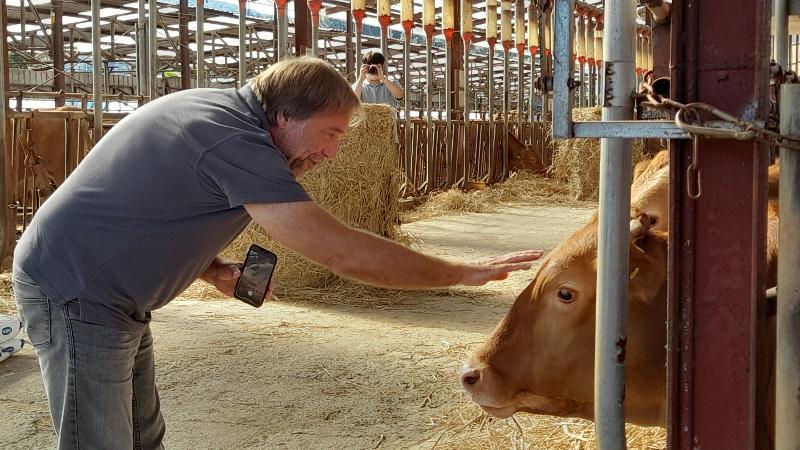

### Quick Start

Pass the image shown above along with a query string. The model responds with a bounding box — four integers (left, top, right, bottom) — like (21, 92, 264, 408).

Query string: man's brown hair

(249, 56, 360, 126)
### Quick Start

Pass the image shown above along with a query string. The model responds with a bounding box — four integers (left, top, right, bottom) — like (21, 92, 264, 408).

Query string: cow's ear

(628, 231, 668, 303)
(636, 230, 668, 257)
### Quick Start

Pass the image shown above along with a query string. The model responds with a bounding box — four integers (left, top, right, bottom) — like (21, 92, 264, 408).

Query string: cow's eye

(557, 288, 575, 303)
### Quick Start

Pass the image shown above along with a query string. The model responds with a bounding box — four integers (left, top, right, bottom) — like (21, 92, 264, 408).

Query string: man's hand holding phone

(200, 259, 241, 297)
(233, 245, 278, 307)
(201, 252, 275, 304)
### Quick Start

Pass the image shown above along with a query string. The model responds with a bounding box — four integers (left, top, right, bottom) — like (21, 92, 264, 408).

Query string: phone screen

(234, 244, 277, 307)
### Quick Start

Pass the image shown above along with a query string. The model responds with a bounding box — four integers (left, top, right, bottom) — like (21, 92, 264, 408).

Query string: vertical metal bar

(486, 0, 497, 181)
(514, 0, 524, 137)
(346, 11, 354, 78)
(309, 0, 321, 57)
(502, 48, 509, 179)
(354, 12, 364, 68)
(425, 29, 434, 190)
(528, 51, 535, 123)
(0, 0, 7, 264)
(587, 15, 595, 106)
(500, 0, 512, 179)
(576, 12, 585, 108)
(541, 9, 549, 120)
(91, 0, 103, 142)
(595, 21, 603, 106)
(19, 0, 25, 50)
(110, 20, 115, 62)
(445, 37, 453, 186)
(51, 0, 64, 106)
(69, 26, 74, 85)
(196, 0, 205, 87)
(777, 82, 800, 450)
(148, 0, 158, 98)
(238, 0, 246, 85)
(401, 0, 413, 188)
(210, 31, 216, 82)
(516, 52, 523, 136)
(463, 36, 471, 184)
(551, 0, 573, 138)
(774, 0, 788, 67)
(137, 0, 149, 96)
(276, 0, 288, 60)
(579, 59, 585, 107)
(179, 0, 190, 89)
(403, 28, 411, 191)
(379, 24, 391, 57)
(594, 0, 635, 448)
(487, 42, 495, 181)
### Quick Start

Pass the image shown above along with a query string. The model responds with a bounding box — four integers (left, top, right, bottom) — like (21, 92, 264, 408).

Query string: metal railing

(1, 109, 128, 266)
(397, 117, 553, 196)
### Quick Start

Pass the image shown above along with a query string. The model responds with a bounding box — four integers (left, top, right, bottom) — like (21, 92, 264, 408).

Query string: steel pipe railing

(91, 0, 104, 143)
(776, 82, 800, 450)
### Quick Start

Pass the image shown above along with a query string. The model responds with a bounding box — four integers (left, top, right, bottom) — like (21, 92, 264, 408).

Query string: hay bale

(221, 104, 403, 289)
(550, 107, 649, 201)
(401, 171, 591, 223)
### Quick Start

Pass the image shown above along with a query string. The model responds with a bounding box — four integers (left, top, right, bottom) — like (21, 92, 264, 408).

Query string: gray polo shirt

(361, 82, 398, 108)
(14, 86, 310, 330)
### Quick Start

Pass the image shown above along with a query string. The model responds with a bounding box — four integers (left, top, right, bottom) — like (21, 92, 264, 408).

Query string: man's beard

(281, 122, 316, 178)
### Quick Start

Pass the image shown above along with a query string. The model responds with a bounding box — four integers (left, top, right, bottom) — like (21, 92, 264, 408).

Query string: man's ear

(275, 111, 289, 129)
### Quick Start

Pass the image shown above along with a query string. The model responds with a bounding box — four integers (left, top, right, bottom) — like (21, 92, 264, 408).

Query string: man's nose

(322, 144, 339, 159)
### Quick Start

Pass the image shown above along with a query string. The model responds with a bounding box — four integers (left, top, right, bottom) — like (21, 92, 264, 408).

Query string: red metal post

(668, 0, 770, 449)
(294, 0, 310, 55)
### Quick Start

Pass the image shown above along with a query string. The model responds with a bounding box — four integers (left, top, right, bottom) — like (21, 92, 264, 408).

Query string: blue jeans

(13, 268, 166, 450)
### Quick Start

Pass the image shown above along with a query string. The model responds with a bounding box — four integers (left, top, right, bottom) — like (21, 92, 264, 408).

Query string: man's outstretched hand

(458, 250, 545, 286)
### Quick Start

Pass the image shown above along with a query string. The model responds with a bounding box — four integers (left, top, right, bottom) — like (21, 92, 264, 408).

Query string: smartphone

(234, 244, 278, 307)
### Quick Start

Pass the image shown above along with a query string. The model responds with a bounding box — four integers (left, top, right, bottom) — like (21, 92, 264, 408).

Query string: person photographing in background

(352, 51, 404, 108)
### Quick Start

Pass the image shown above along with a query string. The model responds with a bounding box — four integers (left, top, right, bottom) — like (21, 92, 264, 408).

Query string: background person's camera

(367, 64, 380, 75)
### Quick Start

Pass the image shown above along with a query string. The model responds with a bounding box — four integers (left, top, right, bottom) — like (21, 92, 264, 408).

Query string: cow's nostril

(461, 369, 481, 386)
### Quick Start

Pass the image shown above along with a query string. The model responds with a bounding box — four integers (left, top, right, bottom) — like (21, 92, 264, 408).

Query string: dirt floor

(0, 203, 666, 449)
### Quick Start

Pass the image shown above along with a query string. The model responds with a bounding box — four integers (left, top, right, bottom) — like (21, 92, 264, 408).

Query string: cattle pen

(0, 0, 799, 450)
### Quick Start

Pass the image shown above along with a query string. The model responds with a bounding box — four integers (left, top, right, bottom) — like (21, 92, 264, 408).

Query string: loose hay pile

(402, 171, 593, 223)
(0, 272, 15, 316)
(219, 103, 403, 290)
(550, 107, 649, 201)
(426, 406, 667, 450)
(421, 342, 667, 450)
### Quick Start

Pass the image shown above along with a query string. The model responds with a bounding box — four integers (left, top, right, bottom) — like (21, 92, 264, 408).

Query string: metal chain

(637, 78, 800, 151)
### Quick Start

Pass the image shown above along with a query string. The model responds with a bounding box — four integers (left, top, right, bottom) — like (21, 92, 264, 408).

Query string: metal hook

(686, 135, 702, 199)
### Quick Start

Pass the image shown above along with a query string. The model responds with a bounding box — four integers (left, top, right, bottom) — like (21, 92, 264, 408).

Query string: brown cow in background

(461, 151, 778, 446)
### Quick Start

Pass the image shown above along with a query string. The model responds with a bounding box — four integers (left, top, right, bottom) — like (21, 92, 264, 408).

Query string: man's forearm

(245, 201, 539, 290)
(323, 228, 466, 288)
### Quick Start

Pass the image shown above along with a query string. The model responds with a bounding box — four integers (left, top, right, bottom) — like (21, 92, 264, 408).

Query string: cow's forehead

(534, 227, 599, 288)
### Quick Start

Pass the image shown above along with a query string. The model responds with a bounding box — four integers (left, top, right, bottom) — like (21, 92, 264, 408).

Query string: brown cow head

(460, 212, 669, 426)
